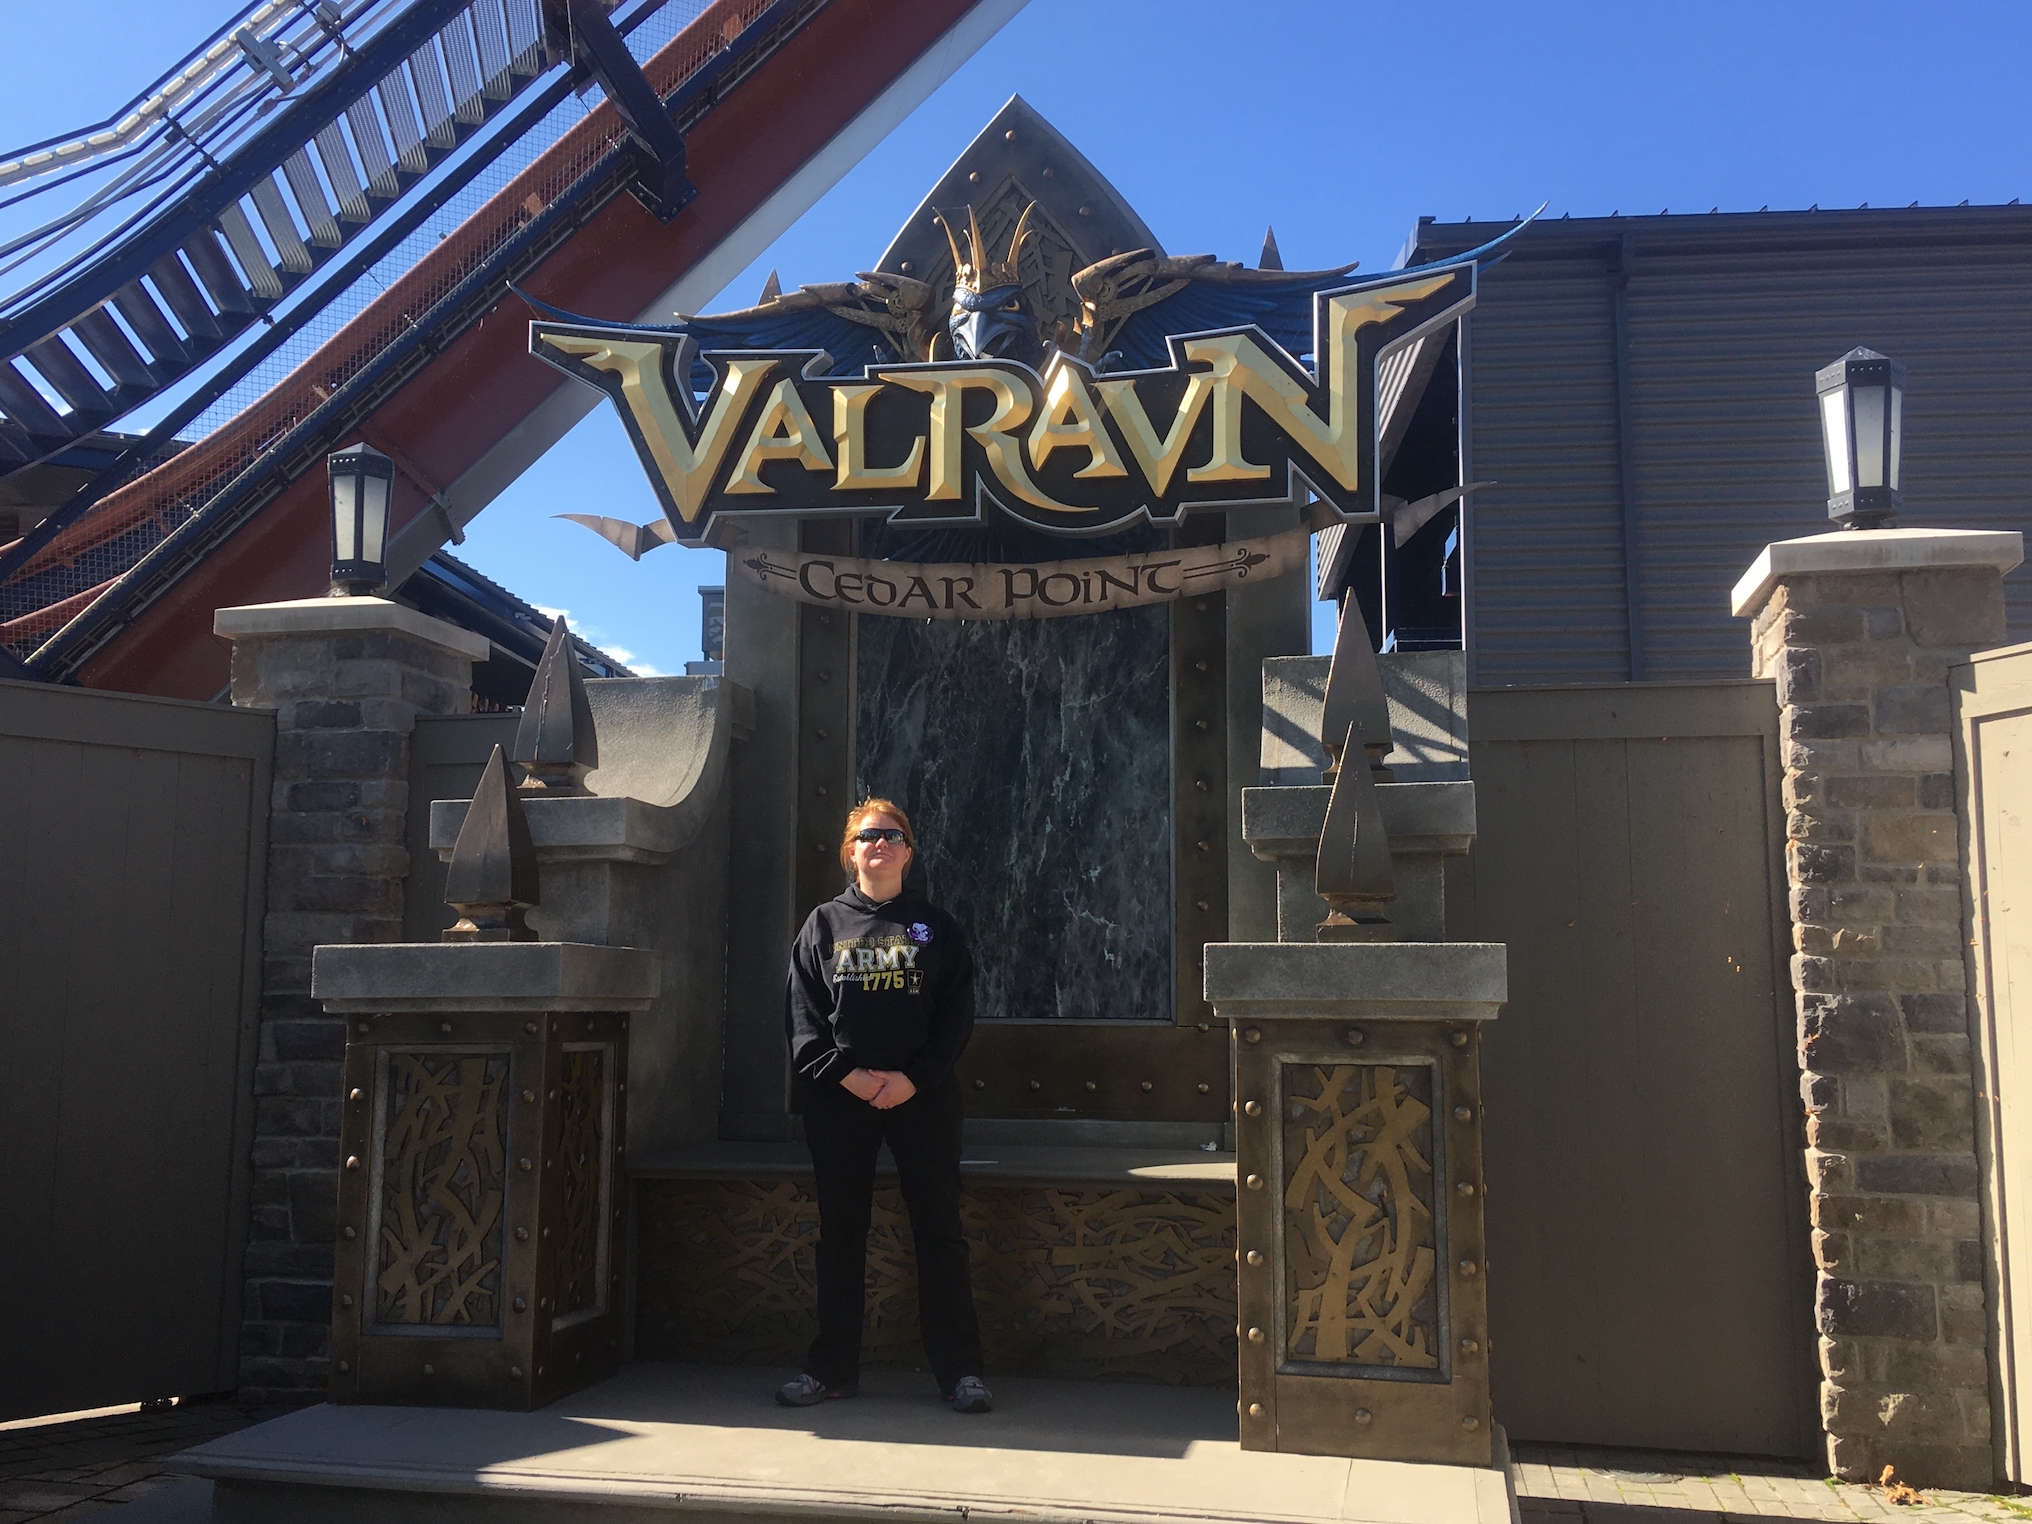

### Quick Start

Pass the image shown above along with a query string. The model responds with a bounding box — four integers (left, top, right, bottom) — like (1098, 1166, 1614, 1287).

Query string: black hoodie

(785, 884, 975, 1091)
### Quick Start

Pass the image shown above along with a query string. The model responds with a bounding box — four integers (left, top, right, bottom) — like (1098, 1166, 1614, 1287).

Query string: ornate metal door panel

(1233, 1017, 1492, 1465)
(332, 1011, 627, 1409)
(1278, 1059, 1445, 1377)
(364, 1048, 512, 1334)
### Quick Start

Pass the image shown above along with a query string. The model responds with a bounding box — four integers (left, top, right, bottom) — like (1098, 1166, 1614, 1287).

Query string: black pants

(801, 1073, 984, 1393)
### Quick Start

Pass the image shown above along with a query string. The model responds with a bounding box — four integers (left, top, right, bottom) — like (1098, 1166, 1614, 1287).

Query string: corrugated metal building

(1402, 206, 2032, 685)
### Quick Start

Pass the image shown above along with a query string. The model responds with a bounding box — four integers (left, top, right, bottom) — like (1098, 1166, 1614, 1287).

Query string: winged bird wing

(1078, 206, 1548, 375)
(671, 272, 942, 388)
(555, 513, 677, 560)
(1075, 251, 1361, 371)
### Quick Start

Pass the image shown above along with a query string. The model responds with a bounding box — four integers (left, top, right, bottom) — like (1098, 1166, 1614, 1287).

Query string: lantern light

(1815, 347, 1906, 530)
(328, 443, 394, 594)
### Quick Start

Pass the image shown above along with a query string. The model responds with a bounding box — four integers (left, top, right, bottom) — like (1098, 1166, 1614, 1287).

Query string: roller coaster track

(0, 0, 1016, 695)
(0, 0, 564, 503)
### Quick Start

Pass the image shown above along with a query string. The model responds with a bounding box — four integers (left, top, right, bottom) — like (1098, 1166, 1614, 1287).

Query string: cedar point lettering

(735, 528, 1309, 620)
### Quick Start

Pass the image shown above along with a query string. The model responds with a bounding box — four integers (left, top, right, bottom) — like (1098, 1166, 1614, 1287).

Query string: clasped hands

(841, 1067, 917, 1109)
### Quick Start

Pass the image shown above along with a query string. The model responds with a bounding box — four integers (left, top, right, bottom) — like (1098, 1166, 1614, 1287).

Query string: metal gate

(1956, 642, 2032, 1481)
(1451, 680, 1819, 1457)
(0, 679, 272, 1421)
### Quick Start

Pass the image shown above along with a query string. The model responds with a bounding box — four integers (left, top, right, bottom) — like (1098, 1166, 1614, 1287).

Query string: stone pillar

(215, 596, 489, 1397)
(1205, 941, 1508, 1468)
(312, 941, 658, 1410)
(1733, 528, 2024, 1488)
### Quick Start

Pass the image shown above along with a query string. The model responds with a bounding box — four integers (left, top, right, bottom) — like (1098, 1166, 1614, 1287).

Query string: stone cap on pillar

(1731, 528, 2024, 620)
(430, 793, 709, 865)
(427, 675, 741, 864)
(312, 941, 660, 1013)
(1242, 781, 1476, 862)
(1205, 940, 1507, 1020)
(214, 595, 491, 663)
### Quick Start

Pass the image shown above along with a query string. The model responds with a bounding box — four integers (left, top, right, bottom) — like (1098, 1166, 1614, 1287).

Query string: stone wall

(218, 598, 484, 1397)
(856, 606, 1173, 1023)
(1743, 540, 2011, 1488)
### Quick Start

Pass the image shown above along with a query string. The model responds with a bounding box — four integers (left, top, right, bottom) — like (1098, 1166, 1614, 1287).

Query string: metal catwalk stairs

(0, 0, 738, 669)
(0, 0, 548, 476)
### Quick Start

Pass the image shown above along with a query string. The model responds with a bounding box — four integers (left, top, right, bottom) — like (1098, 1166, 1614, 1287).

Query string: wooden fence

(1956, 642, 2032, 1481)
(0, 680, 272, 1420)
(1454, 680, 1819, 1457)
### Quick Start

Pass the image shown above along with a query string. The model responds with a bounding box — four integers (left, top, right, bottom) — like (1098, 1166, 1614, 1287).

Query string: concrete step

(629, 1138, 1238, 1188)
(175, 1363, 1518, 1524)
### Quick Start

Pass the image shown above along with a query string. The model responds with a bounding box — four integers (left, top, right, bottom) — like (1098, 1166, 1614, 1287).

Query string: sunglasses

(853, 828, 909, 845)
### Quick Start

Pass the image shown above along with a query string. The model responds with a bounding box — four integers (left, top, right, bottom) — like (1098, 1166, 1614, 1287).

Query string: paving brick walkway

(1513, 1443, 2032, 1524)
(0, 1400, 299, 1522)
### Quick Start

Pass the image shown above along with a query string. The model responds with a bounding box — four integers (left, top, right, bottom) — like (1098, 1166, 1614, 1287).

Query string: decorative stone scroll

(733, 527, 1309, 620)
(636, 1176, 1239, 1384)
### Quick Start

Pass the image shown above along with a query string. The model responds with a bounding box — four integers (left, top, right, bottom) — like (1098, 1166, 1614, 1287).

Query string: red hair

(839, 798, 915, 872)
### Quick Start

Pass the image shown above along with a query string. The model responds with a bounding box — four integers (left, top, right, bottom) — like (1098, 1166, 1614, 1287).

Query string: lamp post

(1815, 347, 1906, 530)
(327, 443, 394, 594)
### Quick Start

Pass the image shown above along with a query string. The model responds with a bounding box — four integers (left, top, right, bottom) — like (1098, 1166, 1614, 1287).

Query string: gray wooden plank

(1607, 733, 1811, 1452)
(56, 742, 180, 1405)
(1565, 738, 1640, 1442)
(0, 677, 273, 754)
(0, 736, 75, 1416)
(1469, 680, 1778, 743)
(157, 751, 260, 1392)
(1472, 736, 1605, 1441)
(7, 734, 134, 1416)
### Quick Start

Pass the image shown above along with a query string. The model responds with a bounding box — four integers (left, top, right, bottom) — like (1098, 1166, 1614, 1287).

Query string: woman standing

(779, 799, 991, 1414)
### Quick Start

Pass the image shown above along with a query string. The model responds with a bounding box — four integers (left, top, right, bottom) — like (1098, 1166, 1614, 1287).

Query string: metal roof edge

(1411, 202, 2032, 264)
(410, 551, 638, 678)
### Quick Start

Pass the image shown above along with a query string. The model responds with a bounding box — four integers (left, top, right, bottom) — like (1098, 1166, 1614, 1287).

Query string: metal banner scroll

(735, 527, 1309, 620)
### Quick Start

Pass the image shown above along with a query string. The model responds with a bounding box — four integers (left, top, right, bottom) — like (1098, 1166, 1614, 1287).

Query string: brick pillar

(214, 595, 489, 1398)
(1735, 528, 2023, 1489)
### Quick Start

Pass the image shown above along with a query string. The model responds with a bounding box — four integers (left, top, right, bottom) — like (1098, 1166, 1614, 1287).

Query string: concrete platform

(631, 1140, 1238, 1189)
(174, 1364, 1518, 1524)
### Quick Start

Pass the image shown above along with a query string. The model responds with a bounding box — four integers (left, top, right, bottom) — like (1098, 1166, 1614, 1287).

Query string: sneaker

(947, 1375, 993, 1414)
(776, 1372, 855, 1407)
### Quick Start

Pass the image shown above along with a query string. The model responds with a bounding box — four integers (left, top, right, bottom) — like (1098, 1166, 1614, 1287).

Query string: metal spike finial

(758, 268, 781, 304)
(936, 209, 968, 283)
(442, 746, 539, 942)
(1003, 200, 1037, 276)
(512, 615, 599, 792)
(1320, 596, 1393, 784)
(967, 204, 987, 281)
(1314, 720, 1396, 942)
(1259, 225, 1283, 271)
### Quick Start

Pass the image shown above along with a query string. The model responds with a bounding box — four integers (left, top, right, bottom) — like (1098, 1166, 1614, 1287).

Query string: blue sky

(6, 0, 2031, 668)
